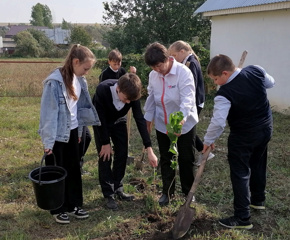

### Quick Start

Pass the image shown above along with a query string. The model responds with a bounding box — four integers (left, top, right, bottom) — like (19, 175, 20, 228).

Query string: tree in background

(30, 3, 53, 28)
(61, 19, 73, 30)
(69, 26, 92, 46)
(27, 29, 55, 54)
(13, 31, 42, 57)
(0, 26, 8, 37)
(102, 0, 211, 54)
(84, 24, 108, 46)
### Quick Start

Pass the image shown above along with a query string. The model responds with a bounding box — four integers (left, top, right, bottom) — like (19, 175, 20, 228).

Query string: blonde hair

(61, 44, 96, 100)
(169, 40, 200, 62)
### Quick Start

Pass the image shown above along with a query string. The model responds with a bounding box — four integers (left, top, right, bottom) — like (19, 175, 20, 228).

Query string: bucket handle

(38, 152, 57, 185)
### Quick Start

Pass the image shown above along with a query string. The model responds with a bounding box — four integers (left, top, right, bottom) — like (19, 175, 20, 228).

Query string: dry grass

(0, 60, 100, 97)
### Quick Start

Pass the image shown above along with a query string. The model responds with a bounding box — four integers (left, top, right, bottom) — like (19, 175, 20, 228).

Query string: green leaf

(166, 111, 184, 170)
(170, 159, 178, 170)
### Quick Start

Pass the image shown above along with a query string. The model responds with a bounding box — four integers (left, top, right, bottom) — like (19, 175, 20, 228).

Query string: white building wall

(210, 9, 290, 112)
(0, 36, 3, 53)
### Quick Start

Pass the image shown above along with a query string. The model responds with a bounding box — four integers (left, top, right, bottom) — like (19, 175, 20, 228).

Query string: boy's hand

(100, 144, 113, 161)
(146, 147, 158, 167)
(129, 66, 137, 73)
(202, 143, 215, 153)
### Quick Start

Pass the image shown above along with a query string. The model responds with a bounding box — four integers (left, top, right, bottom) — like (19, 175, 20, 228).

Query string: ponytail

(61, 44, 96, 100)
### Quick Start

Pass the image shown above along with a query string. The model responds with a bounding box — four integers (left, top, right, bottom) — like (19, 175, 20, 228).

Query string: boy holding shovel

(202, 54, 275, 229)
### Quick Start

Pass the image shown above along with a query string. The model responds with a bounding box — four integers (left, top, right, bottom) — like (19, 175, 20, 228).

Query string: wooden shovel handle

(238, 50, 248, 68)
(185, 147, 212, 206)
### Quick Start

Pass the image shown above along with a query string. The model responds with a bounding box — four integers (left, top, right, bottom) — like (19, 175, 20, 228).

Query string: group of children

(39, 41, 275, 230)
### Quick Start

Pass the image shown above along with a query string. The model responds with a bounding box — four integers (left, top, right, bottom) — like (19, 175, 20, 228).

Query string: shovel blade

(172, 204, 196, 239)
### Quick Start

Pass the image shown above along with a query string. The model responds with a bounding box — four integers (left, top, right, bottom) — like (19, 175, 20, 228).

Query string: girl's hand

(44, 149, 53, 155)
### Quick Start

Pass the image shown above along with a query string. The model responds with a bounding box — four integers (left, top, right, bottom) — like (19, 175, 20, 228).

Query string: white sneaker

(53, 213, 70, 224)
(195, 152, 215, 166)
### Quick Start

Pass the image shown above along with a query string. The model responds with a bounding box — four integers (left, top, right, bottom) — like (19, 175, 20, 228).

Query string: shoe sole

(117, 196, 135, 201)
(250, 204, 265, 210)
(106, 202, 118, 211)
(116, 194, 135, 201)
(54, 217, 70, 224)
(159, 202, 169, 206)
(67, 213, 89, 219)
(218, 221, 253, 229)
(106, 206, 118, 211)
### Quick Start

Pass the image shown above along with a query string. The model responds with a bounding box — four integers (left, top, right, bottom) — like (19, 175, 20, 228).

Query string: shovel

(171, 146, 212, 239)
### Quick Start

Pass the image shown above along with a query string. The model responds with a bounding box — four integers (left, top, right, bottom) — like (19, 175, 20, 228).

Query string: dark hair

(144, 42, 169, 66)
(207, 54, 235, 76)
(118, 73, 142, 101)
(108, 49, 122, 62)
(61, 44, 96, 100)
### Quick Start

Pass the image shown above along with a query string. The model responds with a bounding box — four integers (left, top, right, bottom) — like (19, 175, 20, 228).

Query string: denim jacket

(38, 68, 101, 150)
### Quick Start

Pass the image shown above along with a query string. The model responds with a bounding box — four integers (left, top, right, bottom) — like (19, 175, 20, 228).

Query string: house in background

(4, 25, 48, 38)
(2, 25, 48, 54)
(195, 0, 290, 113)
(1, 25, 70, 54)
(1, 37, 15, 54)
(41, 28, 70, 45)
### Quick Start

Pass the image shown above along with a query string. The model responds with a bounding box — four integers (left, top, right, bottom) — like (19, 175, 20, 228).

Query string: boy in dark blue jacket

(203, 54, 275, 229)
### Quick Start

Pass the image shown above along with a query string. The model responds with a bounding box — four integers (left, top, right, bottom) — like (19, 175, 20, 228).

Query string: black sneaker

(53, 213, 70, 224)
(68, 207, 89, 219)
(106, 197, 118, 211)
(219, 216, 253, 229)
(158, 194, 169, 206)
(250, 202, 265, 210)
(116, 192, 135, 201)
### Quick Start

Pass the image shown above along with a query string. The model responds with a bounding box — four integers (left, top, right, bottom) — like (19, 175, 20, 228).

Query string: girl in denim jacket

(38, 44, 100, 224)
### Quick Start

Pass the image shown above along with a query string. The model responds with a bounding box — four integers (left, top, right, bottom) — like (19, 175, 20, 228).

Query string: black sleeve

(93, 84, 111, 145)
(189, 61, 199, 88)
(131, 100, 152, 148)
(119, 67, 127, 78)
(99, 67, 109, 82)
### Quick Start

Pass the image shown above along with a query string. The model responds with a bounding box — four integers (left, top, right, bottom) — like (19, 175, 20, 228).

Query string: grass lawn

(0, 61, 289, 239)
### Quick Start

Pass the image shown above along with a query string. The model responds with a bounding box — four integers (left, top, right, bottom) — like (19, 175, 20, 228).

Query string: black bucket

(29, 153, 67, 210)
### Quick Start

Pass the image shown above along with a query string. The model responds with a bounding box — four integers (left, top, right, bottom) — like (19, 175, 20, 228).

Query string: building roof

(195, 0, 290, 13)
(5, 25, 48, 38)
(41, 28, 71, 44)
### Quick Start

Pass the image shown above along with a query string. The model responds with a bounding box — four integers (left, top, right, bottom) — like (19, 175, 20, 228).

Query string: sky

(0, 0, 112, 24)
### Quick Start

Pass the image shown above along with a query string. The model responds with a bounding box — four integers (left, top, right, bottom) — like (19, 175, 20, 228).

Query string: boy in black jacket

(99, 49, 136, 82)
(92, 73, 158, 210)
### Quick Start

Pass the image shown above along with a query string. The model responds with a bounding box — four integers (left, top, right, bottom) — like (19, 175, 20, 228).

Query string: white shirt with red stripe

(144, 58, 198, 134)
